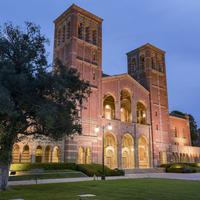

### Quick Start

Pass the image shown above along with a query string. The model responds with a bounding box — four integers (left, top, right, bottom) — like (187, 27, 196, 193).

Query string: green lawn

(1, 179, 200, 200)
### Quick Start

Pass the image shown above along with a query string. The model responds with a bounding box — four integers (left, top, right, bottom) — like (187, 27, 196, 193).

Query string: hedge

(77, 164, 124, 177)
(10, 163, 77, 171)
(160, 163, 200, 173)
(10, 163, 125, 177)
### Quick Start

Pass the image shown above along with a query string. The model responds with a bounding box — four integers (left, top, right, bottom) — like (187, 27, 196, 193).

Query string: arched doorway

(35, 146, 43, 163)
(12, 144, 20, 163)
(105, 133, 117, 169)
(78, 146, 85, 164)
(85, 147, 91, 164)
(44, 146, 51, 163)
(52, 146, 61, 163)
(138, 136, 149, 168)
(122, 134, 134, 169)
(21, 145, 30, 163)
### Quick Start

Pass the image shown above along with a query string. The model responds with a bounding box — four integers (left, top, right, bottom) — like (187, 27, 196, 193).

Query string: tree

(170, 110, 198, 145)
(0, 22, 90, 190)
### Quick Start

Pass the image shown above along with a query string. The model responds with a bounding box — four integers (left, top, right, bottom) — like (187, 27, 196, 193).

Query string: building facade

(12, 4, 200, 168)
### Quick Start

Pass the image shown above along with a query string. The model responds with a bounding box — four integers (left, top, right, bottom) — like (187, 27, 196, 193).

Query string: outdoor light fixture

(94, 123, 113, 180)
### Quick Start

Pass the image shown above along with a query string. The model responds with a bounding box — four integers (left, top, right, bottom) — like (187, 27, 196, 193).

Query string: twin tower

(53, 4, 170, 166)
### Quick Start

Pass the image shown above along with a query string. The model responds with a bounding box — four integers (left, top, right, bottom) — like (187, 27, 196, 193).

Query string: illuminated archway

(122, 134, 134, 169)
(120, 90, 131, 122)
(52, 146, 61, 163)
(137, 102, 147, 124)
(78, 146, 85, 164)
(159, 151, 167, 164)
(138, 136, 149, 168)
(105, 133, 117, 169)
(103, 95, 115, 120)
(12, 144, 20, 163)
(44, 146, 51, 163)
(85, 147, 91, 164)
(35, 146, 43, 163)
(21, 145, 30, 163)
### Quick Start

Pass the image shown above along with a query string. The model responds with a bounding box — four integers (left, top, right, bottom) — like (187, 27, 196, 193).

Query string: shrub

(10, 163, 77, 171)
(77, 164, 124, 177)
(164, 163, 197, 173)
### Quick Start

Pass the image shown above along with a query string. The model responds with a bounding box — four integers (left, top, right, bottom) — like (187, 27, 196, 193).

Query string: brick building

(12, 4, 200, 168)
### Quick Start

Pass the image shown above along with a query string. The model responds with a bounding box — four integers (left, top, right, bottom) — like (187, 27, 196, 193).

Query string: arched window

(78, 23, 84, 39)
(137, 102, 147, 124)
(52, 146, 61, 163)
(122, 134, 134, 169)
(138, 136, 149, 168)
(120, 90, 131, 122)
(105, 133, 117, 169)
(44, 146, 51, 163)
(103, 95, 115, 120)
(21, 145, 30, 163)
(35, 146, 43, 163)
(12, 144, 20, 163)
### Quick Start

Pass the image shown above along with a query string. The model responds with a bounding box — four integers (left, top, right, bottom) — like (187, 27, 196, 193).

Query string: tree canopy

(0, 22, 90, 168)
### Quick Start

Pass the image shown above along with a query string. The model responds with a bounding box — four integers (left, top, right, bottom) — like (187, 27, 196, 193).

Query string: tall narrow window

(92, 30, 97, 45)
(67, 21, 71, 39)
(57, 30, 61, 46)
(93, 72, 96, 80)
(85, 27, 90, 42)
(78, 23, 83, 39)
(62, 26, 65, 43)
(140, 55, 145, 70)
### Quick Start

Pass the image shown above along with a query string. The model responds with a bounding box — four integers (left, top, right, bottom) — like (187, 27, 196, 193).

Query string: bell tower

(53, 4, 103, 162)
(127, 43, 170, 166)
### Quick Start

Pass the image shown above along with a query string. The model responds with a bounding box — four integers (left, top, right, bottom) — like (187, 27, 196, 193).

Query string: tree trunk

(0, 165, 9, 191)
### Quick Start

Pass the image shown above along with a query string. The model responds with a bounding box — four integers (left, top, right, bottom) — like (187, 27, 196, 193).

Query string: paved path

(8, 173, 200, 186)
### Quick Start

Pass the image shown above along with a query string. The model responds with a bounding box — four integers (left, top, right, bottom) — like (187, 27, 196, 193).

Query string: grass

(1, 179, 200, 200)
(9, 170, 86, 181)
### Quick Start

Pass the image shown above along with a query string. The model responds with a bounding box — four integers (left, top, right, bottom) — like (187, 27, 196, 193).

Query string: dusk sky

(1, 0, 200, 126)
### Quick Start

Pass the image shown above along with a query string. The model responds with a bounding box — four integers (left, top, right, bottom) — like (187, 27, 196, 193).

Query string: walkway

(8, 173, 200, 186)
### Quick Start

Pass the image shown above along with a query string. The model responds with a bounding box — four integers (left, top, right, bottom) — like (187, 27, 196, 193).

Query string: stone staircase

(124, 168, 165, 174)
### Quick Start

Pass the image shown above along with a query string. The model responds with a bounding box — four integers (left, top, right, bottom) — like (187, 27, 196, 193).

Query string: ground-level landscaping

(8, 163, 124, 181)
(1, 179, 200, 200)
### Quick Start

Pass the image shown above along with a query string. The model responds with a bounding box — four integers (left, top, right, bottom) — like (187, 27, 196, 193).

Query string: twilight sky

(1, 0, 200, 126)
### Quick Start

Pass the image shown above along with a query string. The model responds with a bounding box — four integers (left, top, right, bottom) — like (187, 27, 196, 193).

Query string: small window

(156, 124, 159, 130)
(93, 72, 96, 80)
(155, 111, 158, 117)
